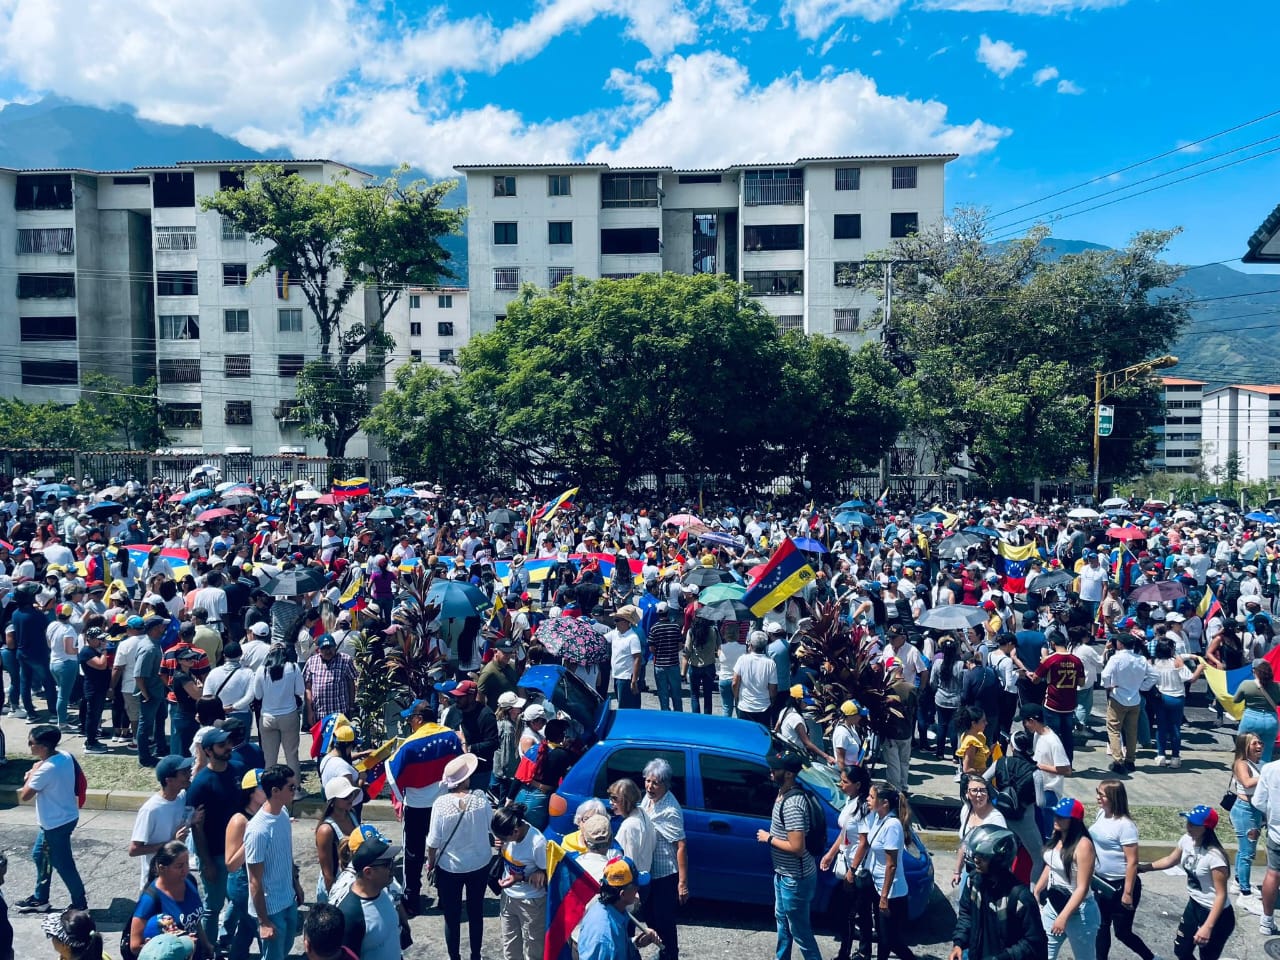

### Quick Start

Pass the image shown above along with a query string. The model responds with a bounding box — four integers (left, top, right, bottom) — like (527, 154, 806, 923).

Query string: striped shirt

(647, 619, 684, 669)
(641, 791, 685, 880)
(770, 788, 815, 879)
(244, 807, 295, 918)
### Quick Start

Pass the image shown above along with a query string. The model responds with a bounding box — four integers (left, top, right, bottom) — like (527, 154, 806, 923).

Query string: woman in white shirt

(1151, 638, 1204, 768)
(821, 766, 871, 960)
(253, 643, 305, 779)
(609, 778, 655, 878)
(953, 775, 1006, 894)
(716, 630, 747, 717)
(1228, 732, 1264, 897)
(1092, 780, 1153, 960)
(833, 700, 868, 772)
(1032, 797, 1099, 960)
(427, 754, 496, 960)
(849, 782, 914, 960)
(1138, 805, 1234, 960)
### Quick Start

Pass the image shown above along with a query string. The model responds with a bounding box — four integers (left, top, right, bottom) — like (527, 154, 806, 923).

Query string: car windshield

(798, 761, 842, 810)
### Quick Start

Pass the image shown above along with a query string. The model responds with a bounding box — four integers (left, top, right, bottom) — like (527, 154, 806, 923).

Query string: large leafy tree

(80, 373, 166, 450)
(0, 398, 109, 449)
(854, 210, 1188, 489)
(204, 165, 462, 456)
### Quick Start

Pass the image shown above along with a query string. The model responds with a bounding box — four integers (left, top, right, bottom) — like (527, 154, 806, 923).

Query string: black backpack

(993, 754, 1037, 821)
(1221, 574, 1243, 613)
(793, 789, 830, 859)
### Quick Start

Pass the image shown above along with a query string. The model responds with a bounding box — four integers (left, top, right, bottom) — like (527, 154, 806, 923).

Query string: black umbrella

(684, 566, 734, 588)
(487, 507, 522, 526)
(935, 532, 984, 561)
(265, 568, 326, 596)
(696, 598, 752, 621)
(85, 501, 124, 519)
(1029, 570, 1073, 594)
(1128, 580, 1187, 604)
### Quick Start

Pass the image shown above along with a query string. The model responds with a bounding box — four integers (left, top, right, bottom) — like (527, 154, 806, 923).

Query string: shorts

(1266, 840, 1280, 871)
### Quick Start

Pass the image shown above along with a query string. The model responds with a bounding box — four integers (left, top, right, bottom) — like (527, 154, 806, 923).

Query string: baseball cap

(241, 768, 265, 790)
(448, 679, 479, 698)
(142, 615, 168, 631)
(1052, 797, 1086, 820)
(351, 834, 403, 872)
(316, 633, 337, 649)
(126, 615, 145, 629)
(202, 727, 231, 746)
(137, 933, 195, 960)
(1183, 804, 1220, 829)
(581, 813, 612, 847)
(600, 855, 641, 889)
(155, 754, 194, 784)
(766, 748, 804, 773)
(840, 699, 869, 717)
(789, 683, 815, 705)
(521, 703, 547, 722)
(250, 621, 270, 637)
(497, 691, 527, 711)
(1017, 704, 1045, 723)
(324, 778, 362, 802)
(399, 698, 431, 720)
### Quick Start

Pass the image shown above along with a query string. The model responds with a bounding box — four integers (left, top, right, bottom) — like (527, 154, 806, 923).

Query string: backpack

(1221, 574, 1243, 613)
(118, 882, 159, 960)
(992, 754, 1036, 821)
(788, 789, 829, 859)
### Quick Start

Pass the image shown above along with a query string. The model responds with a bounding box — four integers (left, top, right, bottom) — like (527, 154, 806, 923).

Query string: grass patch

(5, 752, 322, 795)
(1130, 805, 1195, 844)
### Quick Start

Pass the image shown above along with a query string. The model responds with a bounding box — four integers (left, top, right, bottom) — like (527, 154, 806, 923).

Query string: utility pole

(1092, 355, 1178, 500)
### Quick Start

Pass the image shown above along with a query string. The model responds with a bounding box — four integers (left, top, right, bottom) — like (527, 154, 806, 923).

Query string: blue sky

(0, 0, 1275, 266)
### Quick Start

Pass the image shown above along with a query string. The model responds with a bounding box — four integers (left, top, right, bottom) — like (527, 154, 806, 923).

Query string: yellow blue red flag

(743, 537, 815, 617)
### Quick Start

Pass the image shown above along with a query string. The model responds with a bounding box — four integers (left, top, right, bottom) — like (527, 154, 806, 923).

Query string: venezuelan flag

(309, 712, 348, 760)
(398, 556, 420, 575)
(995, 541, 1040, 594)
(125, 545, 192, 582)
(532, 486, 578, 523)
(743, 537, 816, 617)
(386, 723, 463, 799)
(339, 571, 365, 610)
(1197, 585, 1223, 623)
(1204, 664, 1254, 722)
(332, 477, 371, 499)
(544, 840, 600, 960)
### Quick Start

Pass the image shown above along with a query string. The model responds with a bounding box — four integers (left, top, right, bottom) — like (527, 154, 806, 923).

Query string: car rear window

(699, 754, 774, 818)
(593, 747, 686, 804)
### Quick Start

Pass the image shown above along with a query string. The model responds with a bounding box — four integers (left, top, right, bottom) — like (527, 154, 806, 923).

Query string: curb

(916, 828, 1268, 864)
(0, 785, 398, 818)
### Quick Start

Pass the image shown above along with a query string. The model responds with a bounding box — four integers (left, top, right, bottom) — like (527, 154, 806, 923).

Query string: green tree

(204, 165, 462, 456)
(0, 398, 110, 449)
(852, 209, 1189, 489)
(80, 373, 167, 449)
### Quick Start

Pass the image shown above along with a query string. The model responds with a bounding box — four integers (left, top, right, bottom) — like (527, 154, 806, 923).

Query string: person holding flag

(576, 856, 661, 960)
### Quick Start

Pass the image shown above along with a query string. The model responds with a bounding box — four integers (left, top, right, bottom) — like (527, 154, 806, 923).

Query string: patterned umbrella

(536, 616, 608, 665)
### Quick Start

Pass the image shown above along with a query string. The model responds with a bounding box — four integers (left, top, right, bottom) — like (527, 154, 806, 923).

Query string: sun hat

(441, 753, 480, 789)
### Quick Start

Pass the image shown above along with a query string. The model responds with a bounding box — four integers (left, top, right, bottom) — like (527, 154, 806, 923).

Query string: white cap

(521, 703, 547, 722)
(250, 621, 270, 637)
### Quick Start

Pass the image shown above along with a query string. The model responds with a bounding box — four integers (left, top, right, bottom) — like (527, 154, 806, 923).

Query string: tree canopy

(0, 374, 162, 450)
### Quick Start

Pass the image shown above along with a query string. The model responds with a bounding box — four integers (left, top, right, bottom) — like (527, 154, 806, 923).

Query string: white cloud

(1175, 139, 1203, 154)
(1056, 78, 1084, 94)
(1032, 65, 1059, 85)
(604, 68, 660, 114)
(710, 0, 770, 31)
(976, 35, 1026, 78)
(921, 0, 1125, 11)
(781, 0, 904, 40)
(819, 25, 848, 56)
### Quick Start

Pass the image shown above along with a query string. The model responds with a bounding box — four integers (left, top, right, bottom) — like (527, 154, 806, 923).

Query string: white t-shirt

(30, 750, 79, 830)
(1033, 728, 1070, 795)
(500, 825, 549, 900)
(1178, 835, 1228, 908)
(608, 628, 642, 681)
(716, 641, 746, 681)
(835, 798, 868, 874)
(47, 620, 78, 664)
(114, 634, 143, 688)
(132, 791, 188, 889)
(777, 707, 808, 752)
(860, 813, 908, 898)
(733, 653, 777, 713)
(833, 724, 864, 768)
(253, 662, 304, 716)
(1091, 812, 1138, 880)
(614, 807, 656, 875)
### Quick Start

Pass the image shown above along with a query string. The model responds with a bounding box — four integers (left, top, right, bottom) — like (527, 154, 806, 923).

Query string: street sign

(1098, 404, 1114, 437)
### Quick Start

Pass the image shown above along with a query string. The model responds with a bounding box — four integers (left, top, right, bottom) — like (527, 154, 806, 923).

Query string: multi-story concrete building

(0, 159, 396, 456)
(454, 155, 954, 341)
(385, 285, 469, 375)
(1151, 376, 1206, 474)
(1201, 384, 1280, 482)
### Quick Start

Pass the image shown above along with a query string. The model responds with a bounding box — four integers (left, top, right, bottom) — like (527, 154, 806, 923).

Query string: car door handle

(708, 820, 731, 832)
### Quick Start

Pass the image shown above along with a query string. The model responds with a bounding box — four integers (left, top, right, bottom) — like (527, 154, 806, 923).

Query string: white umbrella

(1172, 509, 1196, 521)
(1067, 507, 1099, 519)
(293, 488, 323, 501)
(1101, 497, 1127, 508)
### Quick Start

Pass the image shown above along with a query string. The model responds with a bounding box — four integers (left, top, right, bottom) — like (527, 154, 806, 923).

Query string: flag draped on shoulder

(1203, 663, 1253, 722)
(386, 722, 463, 800)
(994, 541, 1039, 594)
(339, 571, 365, 611)
(544, 840, 600, 960)
(743, 537, 815, 617)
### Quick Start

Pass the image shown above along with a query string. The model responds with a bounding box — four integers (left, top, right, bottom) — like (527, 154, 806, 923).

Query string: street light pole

(1091, 354, 1179, 501)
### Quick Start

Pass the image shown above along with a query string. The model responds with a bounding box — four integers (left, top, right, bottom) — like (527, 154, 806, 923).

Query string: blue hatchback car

(546, 709, 934, 917)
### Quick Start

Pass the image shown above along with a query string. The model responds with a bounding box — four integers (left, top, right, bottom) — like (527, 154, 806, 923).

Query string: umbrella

(1143, 500, 1170, 511)
(32, 467, 60, 480)
(934, 532, 984, 560)
(220, 494, 257, 508)
(218, 483, 254, 496)
(1246, 511, 1278, 524)
(215, 480, 248, 494)
(840, 500, 870, 509)
(265, 567, 327, 596)
(1022, 516, 1055, 527)
(487, 508, 522, 526)
(95, 485, 124, 501)
(698, 583, 746, 604)
(1101, 497, 1129, 509)
(912, 511, 946, 525)
(536, 617, 608, 665)
(1105, 508, 1136, 519)
(368, 506, 403, 522)
(834, 511, 875, 528)
(163, 490, 187, 503)
(1128, 581, 1187, 604)
(663, 513, 702, 528)
(315, 494, 340, 506)
(961, 525, 1000, 539)
(1172, 509, 1196, 521)
(414, 489, 439, 499)
(35, 483, 76, 499)
(85, 501, 124, 519)
(1029, 569, 1074, 594)
(197, 507, 235, 522)
(181, 489, 213, 505)
(792, 536, 828, 553)
(292, 488, 322, 501)
(426, 579, 489, 619)
(1066, 507, 1099, 519)
(387, 486, 417, 498)
(915, 605, 988, 630)
(684, 566, 734, 588)
(697, 598, 753, 622)
(698, 531, 739, 549)
(1106, 527, 1147, 542)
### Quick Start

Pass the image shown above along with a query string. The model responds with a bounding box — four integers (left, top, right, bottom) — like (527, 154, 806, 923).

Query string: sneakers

(1171, 757, 1182, 768)
(1156, 756, 1168, 767)
(10, 707, 27, 720)
(1109, 762, 1126, 774)
(15, 896, 52, 913)
(84, 742, 109, 754)
(58, 723, 78, 734)
(1260, 916, 1275, 936)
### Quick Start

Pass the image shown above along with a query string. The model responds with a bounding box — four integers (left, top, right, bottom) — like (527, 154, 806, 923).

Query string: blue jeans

(201, 856, 228, 946)
(1231, 797, 1264, 893)
(719, 678, 736, 717)
(773, 870, 823, 960)
(33, 819, 86, 909)
(51, 659, 78, 726)
(1, 645, 18, 707)
(1042, 893, 1100, 960)
(223, 868, 255, 958)
(170, 708, 199, 757)
(1155, 695, 1185, 757)
(256, 903, 299, 960)
(1240, 707, 1279, 763)
(17, 653, 54, 714)
(1044, 709, 1075, 764)
(689, 663, 716, 714)
(136, 693, 162, 766)
(654, 664, 683, 711)
(614, 678, 640, 709)
(513, 788, 550, 831)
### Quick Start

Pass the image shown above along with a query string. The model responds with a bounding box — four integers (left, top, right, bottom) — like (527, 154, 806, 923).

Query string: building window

(776, 315, 804, 332)
(548, 221, 573, 245)
(833, 308, 861, 332)
(158, 314, 200, 341)
(113, 175, 149, 186)
(410, 321, 422, 336)
(221, 218, 245, 241)
(223, 262, 248, 286)
(17, 272, 76, 299)
(161, 403, 202, 429)
(278, 354, 304, 378)
(835, 167, 861, 191)
(224, 401, 253, 425)
(494, 175, 517, 197)
(159, 358, 201, 384)
(15, 174, 73, 211)
(693, 213, 718, 274)
(278, 308, 303, 332)
(743, 169, 803, 206)
(224, 354, 251, 378)
(493, 222, 518, 245)
(493, 268, 519, 290)
(157, 270, 198, 296)
(834, 262, 864, 286)
(891, 166, 918, 189)
(833, 214, 862, 239)
(274, 400, 301, 423)
(743, 270, 803, 296)
(19, 316, 76, 341)
(439, 348, 455, 364)
(153, 171, 196, 207)
(495, 314, 507, 324)
(600, 227, 660, 255)
(17, 228, 74, 255)
(601, 173, 659, 208)
(155, 226, 197, 251)
(409, 294, 421, 309)
(21, 360, 78, 386)
(548, 267, 574, 287)
(438, 294, 452, 308)
(548, 175, 571, 196)
(743, 224, 803, 251)
(678, 173, 722, 184)
(224, 309, 250, 333)
(410, 350, 422, 363)
(219, 170, 245, 191)
(437, 321, 454, 337)
(890, 212, 919, 238)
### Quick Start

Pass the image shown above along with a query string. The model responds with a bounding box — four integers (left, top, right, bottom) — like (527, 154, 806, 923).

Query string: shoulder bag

(426, 792, 470, 888)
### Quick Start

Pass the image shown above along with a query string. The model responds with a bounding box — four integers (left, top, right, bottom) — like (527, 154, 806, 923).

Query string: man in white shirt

(110, 616, 147, 746)
(608, 605, 644, 709)
(1076, 551, 1108, 619)
(241, 621, 272, 670)
(880, 625, 928, 688)
(204, 642, 256, 727)
(191, 571, 229, 631)
(1019, 704, 1072, 842)
(129, 754, 193, 889)
(733, 632, 778, 727)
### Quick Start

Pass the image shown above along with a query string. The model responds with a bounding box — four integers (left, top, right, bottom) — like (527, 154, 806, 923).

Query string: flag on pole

(532, 486, 579, 523)
(994, 541, 1039, 594)
(332, 477, 371, 499)
(1197, 585, 1223, 623)
(743, 538, 816, 617)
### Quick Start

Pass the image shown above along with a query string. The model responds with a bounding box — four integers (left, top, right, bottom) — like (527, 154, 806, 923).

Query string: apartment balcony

(743, 179, 803, 206)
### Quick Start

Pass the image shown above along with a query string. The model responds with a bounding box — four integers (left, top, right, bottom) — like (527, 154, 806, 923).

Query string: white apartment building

(0, 160, 395, 457)
(1151, 376, 1205, 474)
(385, 285, 469, 375)
(454, 155, 954, 341)
(1201, 384, 1280, 482)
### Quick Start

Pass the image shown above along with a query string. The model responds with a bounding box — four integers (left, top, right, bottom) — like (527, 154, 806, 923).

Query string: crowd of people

(4, 475, 1280, 960)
